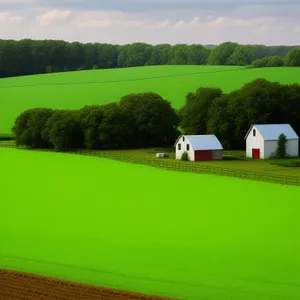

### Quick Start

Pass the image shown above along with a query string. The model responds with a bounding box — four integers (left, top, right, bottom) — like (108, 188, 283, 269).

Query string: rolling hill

(1, 65, 300, 136)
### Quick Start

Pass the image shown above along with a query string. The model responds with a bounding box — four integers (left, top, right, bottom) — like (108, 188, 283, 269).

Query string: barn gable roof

(174, 135, 223, 150)
(244, 124, 299, 141)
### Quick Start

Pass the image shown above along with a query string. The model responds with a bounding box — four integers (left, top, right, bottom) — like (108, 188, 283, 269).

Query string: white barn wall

(287, 139, 299, 157)
(264, 141, 278, 158)
(246, 126, 264, 158)
(175, 136, 195, 161)
(264, 139, 299, 158)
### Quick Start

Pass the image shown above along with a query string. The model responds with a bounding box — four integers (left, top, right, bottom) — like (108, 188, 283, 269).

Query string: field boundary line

(0, 253, 223, 292)
(0, 67, 246, 89)
(1, 142, 299, 186)
(70, 150, 300, 187)
(0, 254, 298, 298)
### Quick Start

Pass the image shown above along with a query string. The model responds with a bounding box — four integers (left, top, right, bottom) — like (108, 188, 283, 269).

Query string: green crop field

(1, 148, 300, 299)
(1, 65, 300, 136)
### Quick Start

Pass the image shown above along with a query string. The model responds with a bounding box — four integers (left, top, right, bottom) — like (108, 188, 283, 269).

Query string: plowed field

(0, 270, 175, 300)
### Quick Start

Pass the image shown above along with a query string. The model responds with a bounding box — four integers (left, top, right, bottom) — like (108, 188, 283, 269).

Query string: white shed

(245, 124, 299, 159)
(174, 135, 223, 161)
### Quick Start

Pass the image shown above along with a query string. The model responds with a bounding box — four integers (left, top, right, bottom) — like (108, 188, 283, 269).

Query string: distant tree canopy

(180, 79, 300, 149)
(119, 92, 179, 148)
(13, 92, 179, 151)
(0, 39, 299, 78)
(180, 87, 223, 135)
(284, 48, 300, 67)
(250, 56, 284, 68)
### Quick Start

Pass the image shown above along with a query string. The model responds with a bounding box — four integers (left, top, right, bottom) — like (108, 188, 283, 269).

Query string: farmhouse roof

(174, 135, 223, 150)
(244, 124, 299, 140)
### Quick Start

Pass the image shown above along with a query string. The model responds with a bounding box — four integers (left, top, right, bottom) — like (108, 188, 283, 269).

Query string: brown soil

(0, 269, 176, 300)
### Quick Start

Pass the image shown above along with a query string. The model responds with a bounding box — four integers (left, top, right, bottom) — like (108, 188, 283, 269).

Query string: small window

(182, 136, 185, 142)
(186, 144, 190, 151)
(253, 129, 256, 137)
(178, 143, 181, 150)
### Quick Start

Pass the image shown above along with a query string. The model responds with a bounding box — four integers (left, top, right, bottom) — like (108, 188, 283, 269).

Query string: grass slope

(1, 66, 300, 135)
(1, 148, 300, 300)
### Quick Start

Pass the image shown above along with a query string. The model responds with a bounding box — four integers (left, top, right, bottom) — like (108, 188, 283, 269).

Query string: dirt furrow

(0, 270, 177, 300)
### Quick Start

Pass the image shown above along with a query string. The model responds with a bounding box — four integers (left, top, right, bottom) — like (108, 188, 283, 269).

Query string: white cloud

(173, 17, 200, 29)
(0, 7, 298, 46)
(156, 20, 171, 29)
(173, 20, 185, 29)
(74, 10, 122, 28)
(0, 12, 24, 23)
(74, 10, 157, 29)
(209, 16, 277, 27)
(78, 19, 113, 28)
(36, 9, 71, 26)
(210, 17, 226, 26)
(0, 0, 35, 3)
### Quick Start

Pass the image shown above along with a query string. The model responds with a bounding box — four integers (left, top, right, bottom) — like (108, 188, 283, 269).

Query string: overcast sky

(0, 0, 299, 45)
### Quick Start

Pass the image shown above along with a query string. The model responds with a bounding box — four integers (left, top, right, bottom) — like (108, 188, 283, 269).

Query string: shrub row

(12, 93, 179, 152)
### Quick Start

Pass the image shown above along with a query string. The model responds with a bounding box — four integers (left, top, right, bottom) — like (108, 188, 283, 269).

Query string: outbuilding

(245, 124, 299, 159)
(174, 135, 223, 161)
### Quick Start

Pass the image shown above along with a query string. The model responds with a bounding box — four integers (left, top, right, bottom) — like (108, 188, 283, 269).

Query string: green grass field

(1, 140, 299, 177)
(1, 66, 300, 135)
(1, 148, 300, 299)
(81, 148, 300, 177)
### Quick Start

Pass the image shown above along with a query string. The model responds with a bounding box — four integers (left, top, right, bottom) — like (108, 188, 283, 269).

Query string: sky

(0, 0, 299, 45)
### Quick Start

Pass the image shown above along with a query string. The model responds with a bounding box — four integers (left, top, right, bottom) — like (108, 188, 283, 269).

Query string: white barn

(174, 135, 223, 161)
(245, 124, 299, 159)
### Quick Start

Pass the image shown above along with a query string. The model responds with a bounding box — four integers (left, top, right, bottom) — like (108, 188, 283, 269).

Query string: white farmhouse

(245, 124, 299, 159)
(174, 135, 223, 161)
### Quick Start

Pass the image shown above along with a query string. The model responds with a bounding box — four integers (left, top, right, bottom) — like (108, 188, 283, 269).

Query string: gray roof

(175, 135, 223, 150)
(245, 124, 299, 140)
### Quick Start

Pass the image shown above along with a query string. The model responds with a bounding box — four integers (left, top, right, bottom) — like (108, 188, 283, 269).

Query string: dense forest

(13, 79, 300, 152)
(0, 39, 299, 78)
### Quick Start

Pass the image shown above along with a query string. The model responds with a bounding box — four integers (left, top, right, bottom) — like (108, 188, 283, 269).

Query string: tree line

(13, 79, 300, 152)
(0, 39, 299, 78)
(12, 93, 179, 151)
(250, 48, 300, 68)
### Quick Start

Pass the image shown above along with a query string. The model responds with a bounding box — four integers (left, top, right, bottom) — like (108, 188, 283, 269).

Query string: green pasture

(79, 148, 300, 177)
(1, 148, 300, 299)
(1, 66, 300, 135)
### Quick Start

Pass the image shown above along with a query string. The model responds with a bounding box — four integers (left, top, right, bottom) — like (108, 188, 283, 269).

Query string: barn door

(195, 150, 213, 161)
(252, 148, 260, 159)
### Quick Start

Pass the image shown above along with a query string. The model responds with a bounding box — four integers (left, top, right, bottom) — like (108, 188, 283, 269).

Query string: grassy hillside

(1, 148, 300, 299)
(1, 66, 300, 135)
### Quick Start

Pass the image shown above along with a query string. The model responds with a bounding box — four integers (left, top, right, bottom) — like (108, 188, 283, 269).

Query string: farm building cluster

(173, 124, 299, 161)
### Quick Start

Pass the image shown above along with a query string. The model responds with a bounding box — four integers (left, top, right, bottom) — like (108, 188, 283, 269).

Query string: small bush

(181, 151, 189, 161)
